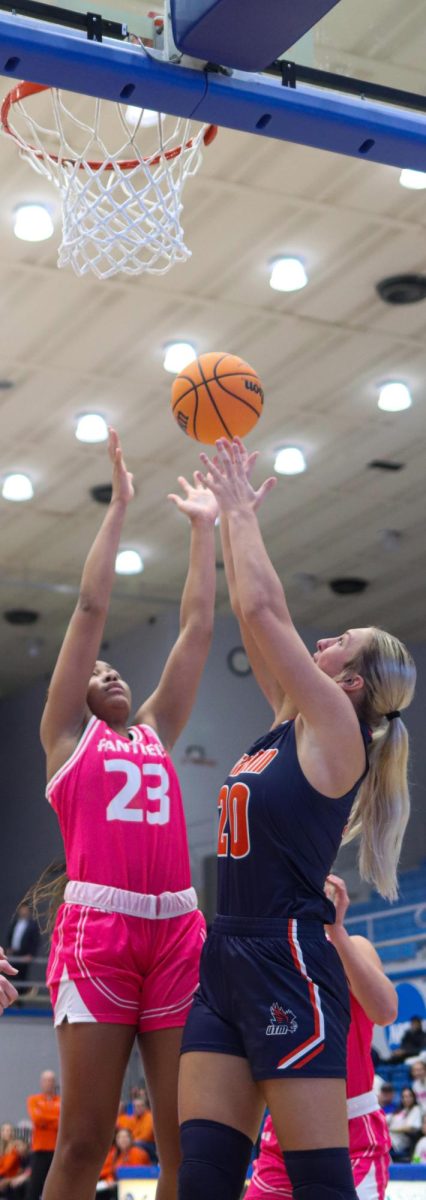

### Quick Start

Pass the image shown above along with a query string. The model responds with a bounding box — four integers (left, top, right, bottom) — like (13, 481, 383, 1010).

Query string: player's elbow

(78, 591, 108, 619)
(375, 989, 398, 1026)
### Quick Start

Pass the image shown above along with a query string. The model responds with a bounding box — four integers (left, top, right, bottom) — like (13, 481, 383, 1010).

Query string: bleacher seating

(347, 862, 426, 964)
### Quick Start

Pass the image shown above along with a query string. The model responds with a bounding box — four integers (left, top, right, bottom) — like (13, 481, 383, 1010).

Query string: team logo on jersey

(266, 1002, 298, 1037)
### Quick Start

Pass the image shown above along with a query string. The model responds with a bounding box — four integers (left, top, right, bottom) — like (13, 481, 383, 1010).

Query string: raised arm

(40, 429, 133, 767)
(220, 509, 286, 721)
(199, 439, 365, 792)
(326, 875, 398, 1025)
(135, 475, 217, 751)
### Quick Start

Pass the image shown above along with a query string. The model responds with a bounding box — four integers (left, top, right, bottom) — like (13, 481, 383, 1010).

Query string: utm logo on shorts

(266, 1002, 298, 1037)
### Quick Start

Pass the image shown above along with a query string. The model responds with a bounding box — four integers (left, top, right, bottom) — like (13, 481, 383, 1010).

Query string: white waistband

(64, 880, 198, 920)
(347, 1090, 379, 1120)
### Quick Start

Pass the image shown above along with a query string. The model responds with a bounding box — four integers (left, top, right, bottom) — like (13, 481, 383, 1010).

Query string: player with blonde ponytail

(340, 627, 416, 900)
(177, 437, 416, 1200)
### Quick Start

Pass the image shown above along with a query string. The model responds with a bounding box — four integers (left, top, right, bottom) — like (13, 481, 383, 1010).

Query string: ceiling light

(2, 472, 34, 501)
(13, 203, 54, 242)
(163, 342, 197, 373)
(26, 636, 44, 658)
(125, 106, 159, 127)
(378, 382, 412, 413)
(269, 257, 308, 292)
(75, 414, 108, 443)
(115, 549, 144, 575)
(399, 169, 426, 190)
(274, 447, 306, 475)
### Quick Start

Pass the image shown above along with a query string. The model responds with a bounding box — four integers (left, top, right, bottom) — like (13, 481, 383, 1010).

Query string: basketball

(171, 351, 264, 444)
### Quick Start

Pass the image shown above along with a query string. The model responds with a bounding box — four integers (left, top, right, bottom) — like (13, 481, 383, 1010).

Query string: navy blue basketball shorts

(181, 915, 351, 1081)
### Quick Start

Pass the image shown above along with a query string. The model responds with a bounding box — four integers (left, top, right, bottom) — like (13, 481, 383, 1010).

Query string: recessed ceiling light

(26, 636, 45, 658)
(13, 203, 54, 242)
(75, 414, 108, 443)
(274, 447, 306, 475)
(115, 549, 144, 575)
(399, 169, 426, 190)
(2, 472, 34, 501)
(125, 106, 160, 127)
(269, 257, 308, 292)
(163, 342, 197, 373)
(378, 382, 412, 413)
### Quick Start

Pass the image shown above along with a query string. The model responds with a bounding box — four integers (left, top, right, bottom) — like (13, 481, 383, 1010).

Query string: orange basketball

(171, 351, 264, 444)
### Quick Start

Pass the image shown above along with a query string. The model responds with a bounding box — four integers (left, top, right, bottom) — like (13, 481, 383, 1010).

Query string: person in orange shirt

(0, 1124, 21, 1186)
(0, 1138, 31, 1200)
(130, 1098, 155, 1146)
(116, 1094, 155, 1149)
(114, 1129, 150, 1171)
(99, 1130, 149, 1188)
(26, 1071, 60, 1200)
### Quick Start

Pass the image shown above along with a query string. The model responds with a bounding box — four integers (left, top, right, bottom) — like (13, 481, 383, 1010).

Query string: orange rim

(1, 80, 218, 171)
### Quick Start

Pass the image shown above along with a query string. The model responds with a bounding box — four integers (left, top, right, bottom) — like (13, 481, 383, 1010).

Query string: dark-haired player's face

(87, 661, 132, 723)
(313, 627, 372, 679)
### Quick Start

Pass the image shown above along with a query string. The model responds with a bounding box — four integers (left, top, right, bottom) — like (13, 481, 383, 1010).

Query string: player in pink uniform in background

(39, 429, 217, 1200)
(246, 876, 396, 1200)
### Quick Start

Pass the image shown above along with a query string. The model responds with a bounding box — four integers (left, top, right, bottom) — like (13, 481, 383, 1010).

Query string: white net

(2, 85, 216, 279)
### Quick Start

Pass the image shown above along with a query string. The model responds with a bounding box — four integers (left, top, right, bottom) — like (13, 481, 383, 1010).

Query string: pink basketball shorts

(246, 1110, 390, 1200)
(47, 882, 206, 1032)
(246, 1161, 388, 1200)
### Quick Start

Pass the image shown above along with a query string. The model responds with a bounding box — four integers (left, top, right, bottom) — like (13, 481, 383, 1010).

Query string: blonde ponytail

(341, 628, 416, 900)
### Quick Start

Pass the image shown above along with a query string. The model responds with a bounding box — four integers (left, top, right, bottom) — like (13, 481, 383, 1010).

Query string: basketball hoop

(1, 81, 217, 279)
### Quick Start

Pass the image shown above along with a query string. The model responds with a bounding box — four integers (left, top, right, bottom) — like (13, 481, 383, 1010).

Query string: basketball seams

(198, 357, 233, 439)
(172, 368, 259, 408)
(172, 375, 199, 412)
(210, 378, 262, 416)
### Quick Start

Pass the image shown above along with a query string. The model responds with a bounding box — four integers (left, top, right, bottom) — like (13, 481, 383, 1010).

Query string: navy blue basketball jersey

(217, 719, 370, 922)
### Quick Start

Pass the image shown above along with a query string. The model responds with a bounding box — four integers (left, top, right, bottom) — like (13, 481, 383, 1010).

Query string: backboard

(0, 0, 425, 172)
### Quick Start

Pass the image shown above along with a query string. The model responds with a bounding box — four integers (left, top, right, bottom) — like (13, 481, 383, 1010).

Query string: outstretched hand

(196, 438, 276, 515)
(108, 428, 134, 506)
(168, 473, 219, 524)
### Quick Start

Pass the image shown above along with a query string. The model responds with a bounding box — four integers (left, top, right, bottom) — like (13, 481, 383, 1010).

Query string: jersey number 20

(105, 760, 170, 825)
(217, 783, 250, 859)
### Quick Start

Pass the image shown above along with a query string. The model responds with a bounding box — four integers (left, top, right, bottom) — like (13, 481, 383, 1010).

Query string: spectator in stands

(26, 1070, 60, 1200)
(0, 1125, 20, 1184)
(388, 1086, 422, 1161)
(410, 1059, 426, 1111)
(390, 1016, 426, 1062)
(0, 1138, 31, 1199)
(113, 1128, 150, 1170)
(0, 948, 18, 1015)
(129, 1096, 156, 1161)
(6, 904, 40, 994)
(412, 1113, 426, 1163)
(99, 1128, 150, 1196)
(0, 1128, 31, 1199)
(378, 1083, 398, 1118)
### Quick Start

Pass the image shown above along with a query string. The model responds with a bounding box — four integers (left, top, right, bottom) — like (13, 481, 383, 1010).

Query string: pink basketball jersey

(346, 992, 374, 1100)
(47, 717, 191, 895)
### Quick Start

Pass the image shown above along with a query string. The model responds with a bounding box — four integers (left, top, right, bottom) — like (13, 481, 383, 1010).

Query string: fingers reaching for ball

(167, 473, 218, 525)
(198, 439, 276, 515)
